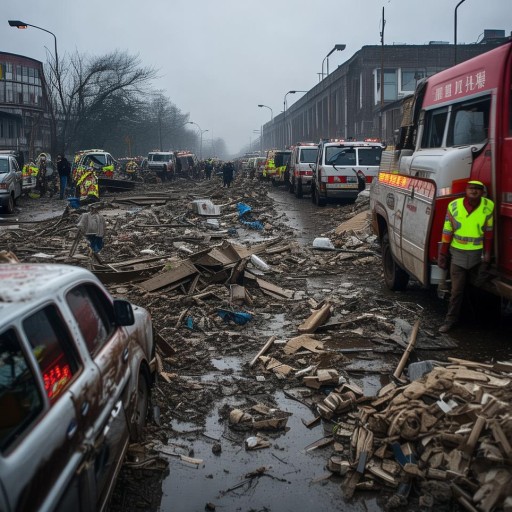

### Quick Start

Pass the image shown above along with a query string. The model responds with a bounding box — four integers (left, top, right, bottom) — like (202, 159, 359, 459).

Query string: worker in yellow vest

(263, 158, 275, 179)
(75, 164, 100, 204)
(437, 180, 494, 333)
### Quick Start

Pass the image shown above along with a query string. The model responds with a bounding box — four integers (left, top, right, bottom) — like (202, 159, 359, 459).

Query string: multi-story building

(0, 52, 51, 159)
(262, 31, 509, 150)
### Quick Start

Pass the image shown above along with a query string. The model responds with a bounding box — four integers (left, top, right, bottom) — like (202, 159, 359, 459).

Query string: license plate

(328, 183, 358, 189)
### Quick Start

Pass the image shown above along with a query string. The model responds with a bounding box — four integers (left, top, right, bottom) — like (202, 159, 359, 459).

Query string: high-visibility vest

(102, 165, 114, 178)
(22, 165, 39, 177)
(76, 168, 99, 199)
(442, 197, 494, 250)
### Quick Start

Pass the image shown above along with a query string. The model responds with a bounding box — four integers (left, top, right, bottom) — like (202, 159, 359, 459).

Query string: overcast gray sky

(2, 0, 511, 155)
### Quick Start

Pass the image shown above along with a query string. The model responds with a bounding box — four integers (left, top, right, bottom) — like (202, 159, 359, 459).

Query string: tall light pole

(9, 19, 60, 154)
(283, 91, 307, 147)
(187, 121, 208, 159)
(321, 44, 346, 79)
(258, 104, 273, 120)
(454, 0, 467, 65)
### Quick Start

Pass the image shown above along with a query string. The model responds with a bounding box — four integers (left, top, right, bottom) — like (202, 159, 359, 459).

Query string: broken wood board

(297, 302, 332, 334)
(255, 278, 294, 299)
(138, 259, 198, 292)
(283, 335, 324, 355)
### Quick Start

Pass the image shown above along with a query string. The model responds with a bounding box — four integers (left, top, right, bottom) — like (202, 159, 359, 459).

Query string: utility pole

(379, 7, 386, 141)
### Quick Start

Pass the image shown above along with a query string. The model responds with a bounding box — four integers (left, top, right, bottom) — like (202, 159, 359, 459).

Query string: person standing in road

(56, 154, 71, 200)
(204, 159, 213, 180)
(437, 180, 495, 333)
(222, 161, 234, 188)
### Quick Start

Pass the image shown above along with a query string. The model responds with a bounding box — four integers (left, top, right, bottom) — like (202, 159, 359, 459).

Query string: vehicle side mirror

(113, 299, 135, 326)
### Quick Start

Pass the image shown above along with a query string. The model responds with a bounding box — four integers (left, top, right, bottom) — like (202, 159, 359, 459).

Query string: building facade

(0, 52, 51, 159)
(262, 39, 507, 150)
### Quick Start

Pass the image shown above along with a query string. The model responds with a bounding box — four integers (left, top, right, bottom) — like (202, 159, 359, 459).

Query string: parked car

(0, 153, 22, 213)
(0, 263, 155, 512)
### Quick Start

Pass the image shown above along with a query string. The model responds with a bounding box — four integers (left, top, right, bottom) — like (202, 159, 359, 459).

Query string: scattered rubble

(3, 172, 510, 511)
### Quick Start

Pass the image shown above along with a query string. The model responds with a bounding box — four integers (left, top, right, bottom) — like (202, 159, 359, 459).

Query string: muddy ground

(2, 172, 511, 512)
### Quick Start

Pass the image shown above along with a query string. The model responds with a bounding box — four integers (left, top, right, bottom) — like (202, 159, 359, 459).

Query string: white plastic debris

(312, 237, 336, 250)
(191, 199, 221, 216)
(140, 249, 156, 255)
(245, 436, 258, 449)
(250, 254, 270, 271)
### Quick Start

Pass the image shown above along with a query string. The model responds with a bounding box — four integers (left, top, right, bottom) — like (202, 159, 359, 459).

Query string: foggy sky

(2, 0, 511, 156)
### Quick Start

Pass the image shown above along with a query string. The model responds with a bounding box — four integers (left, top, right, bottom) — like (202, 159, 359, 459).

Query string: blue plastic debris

(67, 197, 80, 209)
(185, 316, 194, 329)
(236, 202, 264, 230)
(217, 309, 253, 325)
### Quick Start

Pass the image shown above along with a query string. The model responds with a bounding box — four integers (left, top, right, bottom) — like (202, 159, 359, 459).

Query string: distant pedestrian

(204, 160, 213, 180)
(222, 161, 234, 188)
(56, 154, 71, 200)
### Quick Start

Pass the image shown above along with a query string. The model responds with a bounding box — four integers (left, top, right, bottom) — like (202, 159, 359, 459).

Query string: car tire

(271, 178, 278, 187)
(314, 187, 326, 207)
(131, 369, 150, 441)
(4, 194, 14, 214)
(382, 232, 410, 291)
(295, 180, 303, 199)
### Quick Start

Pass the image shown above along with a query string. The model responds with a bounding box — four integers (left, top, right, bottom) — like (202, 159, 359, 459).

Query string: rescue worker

(75, 163, 100, 204)
(36, 154, 48, 197)
(437, 180, 494, 333)
(22, 160, 39, 197)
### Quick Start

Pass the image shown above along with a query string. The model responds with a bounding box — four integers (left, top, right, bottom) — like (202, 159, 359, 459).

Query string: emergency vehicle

(263, 149, 291, 184)
(370, 39, 512, 301)
(287, 142, 318, 198)
(311, 138, 386, 206)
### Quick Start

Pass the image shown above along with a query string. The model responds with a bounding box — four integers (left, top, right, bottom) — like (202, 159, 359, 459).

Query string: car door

(0, 305, 96, 512)
(65, 282, 131, 510)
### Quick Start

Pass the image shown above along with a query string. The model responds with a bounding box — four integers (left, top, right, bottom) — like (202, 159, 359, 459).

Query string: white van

(288, 142, 318, 198)
(147, 151, 176, 181)
(311, 138, 386, 206)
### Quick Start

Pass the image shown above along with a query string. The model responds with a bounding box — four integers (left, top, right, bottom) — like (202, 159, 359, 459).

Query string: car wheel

(271, 178, 278, 187)
(295, 181, 303, 199)
(315, 188, 326, 207)
(4, 194, 14, 214)
(131, 369, 150, 441)
(382, 232, 410, 291)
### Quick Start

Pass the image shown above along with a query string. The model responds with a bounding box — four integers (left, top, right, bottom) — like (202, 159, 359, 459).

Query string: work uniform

(440, 195, 494, 326)
(75, 165, 100, 203)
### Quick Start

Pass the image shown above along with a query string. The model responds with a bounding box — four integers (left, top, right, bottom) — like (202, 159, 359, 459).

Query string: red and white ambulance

(370, 39, 512, 300)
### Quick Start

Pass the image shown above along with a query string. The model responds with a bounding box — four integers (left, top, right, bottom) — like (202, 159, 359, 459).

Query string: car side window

(23, 305, 80, 402)
(0, 328, 44, 451)
(66, 284, 115, 357)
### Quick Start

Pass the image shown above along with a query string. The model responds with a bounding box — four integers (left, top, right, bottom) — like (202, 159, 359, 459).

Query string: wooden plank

(297, 302, 332, 334)
(249, 336, 276, 368)
(138, 259, 198, 292)
(393, 319, 420, 380)
(256, 278, 294, 299)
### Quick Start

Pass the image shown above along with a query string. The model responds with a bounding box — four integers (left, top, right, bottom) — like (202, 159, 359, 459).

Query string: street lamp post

(257, 104, 273, 120)
(283, 91, 307, 147)
(187, 121, 208, 159)
(9, 19, 60, 154)
(454, 0, 467, 65)
(321, 44, 346, 80)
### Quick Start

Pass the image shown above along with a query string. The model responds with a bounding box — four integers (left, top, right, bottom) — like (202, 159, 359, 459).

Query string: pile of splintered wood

(337, 357, 512, 511)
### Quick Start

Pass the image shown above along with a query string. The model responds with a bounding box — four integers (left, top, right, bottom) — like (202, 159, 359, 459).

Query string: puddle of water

(160, 390, 384, 512)
(211, 355, 243, 372)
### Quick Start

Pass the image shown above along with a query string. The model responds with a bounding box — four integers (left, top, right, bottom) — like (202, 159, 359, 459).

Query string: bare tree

(46, 50, 156, 154)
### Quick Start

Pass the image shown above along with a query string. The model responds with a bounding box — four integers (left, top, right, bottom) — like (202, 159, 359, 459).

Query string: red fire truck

(370, 39, 512, 300)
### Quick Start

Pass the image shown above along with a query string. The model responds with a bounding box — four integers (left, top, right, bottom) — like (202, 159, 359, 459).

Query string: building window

(8, 121, 14, 138)
(28, 67, 35, 85)
(5, 63, 13, 80)
(5, 82, 13, 103)
(375, 69, 398, 104)
(16, 65, 21, 81)
(401, 69, 426, 93)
